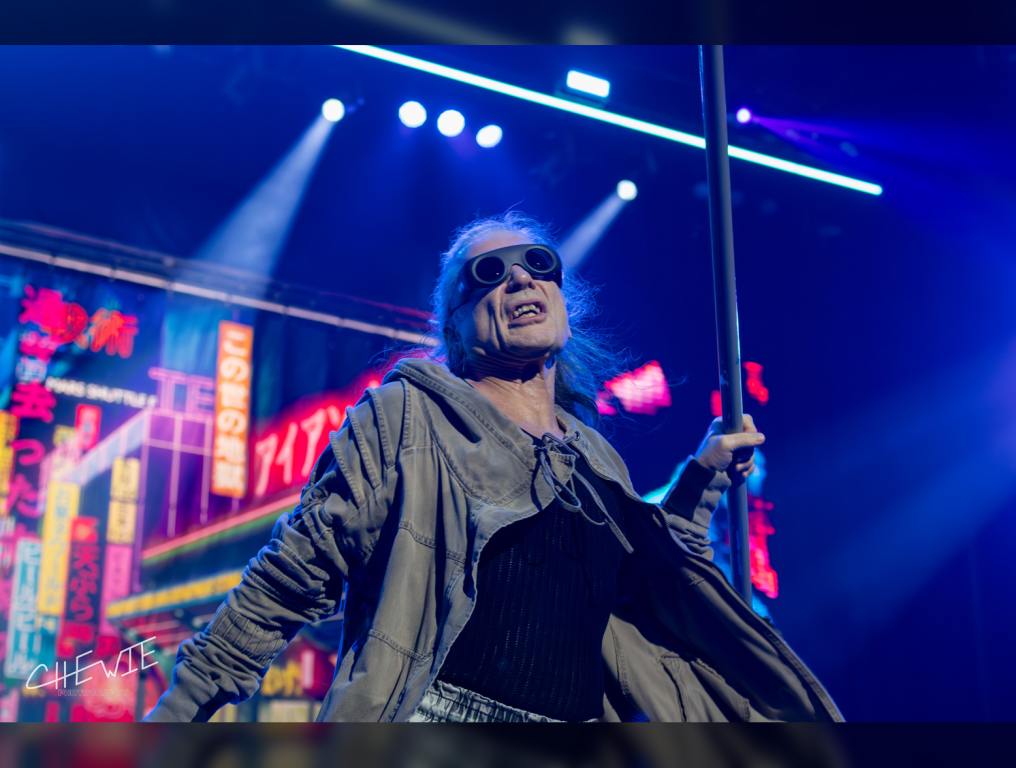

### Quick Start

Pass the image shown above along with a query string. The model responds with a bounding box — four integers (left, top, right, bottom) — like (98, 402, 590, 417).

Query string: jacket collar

(385, 357, 593, 472)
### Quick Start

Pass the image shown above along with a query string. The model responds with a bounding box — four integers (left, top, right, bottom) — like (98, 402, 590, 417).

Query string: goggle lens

(523, 247, 554, 273)
(474, 256, 507, 284)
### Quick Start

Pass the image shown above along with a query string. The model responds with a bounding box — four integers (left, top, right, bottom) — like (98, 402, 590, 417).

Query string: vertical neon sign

(212, 322, 254, 499)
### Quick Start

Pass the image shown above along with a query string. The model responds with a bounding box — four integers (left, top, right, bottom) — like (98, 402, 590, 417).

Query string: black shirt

(437, 440, 629, 721)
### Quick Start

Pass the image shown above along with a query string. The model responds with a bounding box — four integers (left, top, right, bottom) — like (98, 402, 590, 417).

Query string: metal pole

(698, 45, 752, 603)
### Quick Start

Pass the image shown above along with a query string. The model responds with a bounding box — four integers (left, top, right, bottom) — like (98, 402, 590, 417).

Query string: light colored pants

(408, 679, 566, 723)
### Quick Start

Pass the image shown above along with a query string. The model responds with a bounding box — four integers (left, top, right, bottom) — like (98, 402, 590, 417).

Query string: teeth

(511, 303, 540, 319)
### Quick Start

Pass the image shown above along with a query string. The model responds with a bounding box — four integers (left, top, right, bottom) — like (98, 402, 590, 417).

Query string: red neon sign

(251, 372, 382, 500)
(19, 286, 89, 344)
(74, 405, 102, 452)
(710, 360, 770, 418)
(57, 517, 102, 660)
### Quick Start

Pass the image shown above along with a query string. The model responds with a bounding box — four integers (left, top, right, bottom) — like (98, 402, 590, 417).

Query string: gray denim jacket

(148, 359, 844, 722)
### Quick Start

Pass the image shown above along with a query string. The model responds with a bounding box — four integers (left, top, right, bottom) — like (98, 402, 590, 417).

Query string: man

(148, 213, 842, 722)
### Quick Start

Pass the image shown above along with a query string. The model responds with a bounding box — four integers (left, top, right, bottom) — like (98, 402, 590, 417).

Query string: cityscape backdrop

(0, 45, 1013, 721)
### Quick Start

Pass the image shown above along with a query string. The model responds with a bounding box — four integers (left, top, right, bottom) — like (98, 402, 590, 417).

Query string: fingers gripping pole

(699, 45, 752, 603)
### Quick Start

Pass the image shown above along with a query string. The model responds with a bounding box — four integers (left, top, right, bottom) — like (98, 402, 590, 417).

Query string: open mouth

(509, 301, 546, 322)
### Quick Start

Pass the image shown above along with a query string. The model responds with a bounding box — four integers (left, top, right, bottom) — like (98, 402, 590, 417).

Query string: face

(450, 230, 571, 373)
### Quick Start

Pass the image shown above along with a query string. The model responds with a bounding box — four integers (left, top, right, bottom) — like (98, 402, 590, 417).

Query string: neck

(463, 357, 563, 439)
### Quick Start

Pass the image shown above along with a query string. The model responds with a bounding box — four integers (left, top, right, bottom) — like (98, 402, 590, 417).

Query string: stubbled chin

(505, 335, 566, 359)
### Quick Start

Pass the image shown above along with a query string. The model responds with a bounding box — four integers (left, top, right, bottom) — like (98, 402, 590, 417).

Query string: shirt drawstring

(535, 433, 634, 555)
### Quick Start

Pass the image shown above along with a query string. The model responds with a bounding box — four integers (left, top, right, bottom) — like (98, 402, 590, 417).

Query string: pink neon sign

(251, 372, 382, 500)
(597, 360, 672, 416)
(748, 496, 778, 598)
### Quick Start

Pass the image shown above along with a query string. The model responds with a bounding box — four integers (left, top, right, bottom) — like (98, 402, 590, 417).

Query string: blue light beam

(192, 114, 336, 278)
(559, 191, 629, 272)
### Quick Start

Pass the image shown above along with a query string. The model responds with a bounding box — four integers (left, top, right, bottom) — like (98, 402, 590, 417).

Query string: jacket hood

(383, 357, 589, 471)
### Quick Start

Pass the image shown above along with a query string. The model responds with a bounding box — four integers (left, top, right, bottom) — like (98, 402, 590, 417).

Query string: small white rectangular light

(566, 69, 611, 99)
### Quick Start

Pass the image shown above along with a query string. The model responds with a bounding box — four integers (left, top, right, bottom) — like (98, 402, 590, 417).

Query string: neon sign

(45, 378, 155, 409)
(107, 458, 140, 546)
(3, 437, 46, 520)
(56, 517, 102, 660)
(19, 286, 139, 360)
(3, 537, 43, 679)
(212, 322, 254, 499)
(252, 372, 381, 500)
(743, 362, 769, 406)
(36, 480, 80, 617)
(748, 496, 778, 599)
(75, 309, 139, 359)
(711, 360, 770, 417)
(597, 360, 671, 416)
(0, 413, 17, 515)
(74, 405, 102, 452)
(148, 368, 215, 415)
(706, 359, 779, 599)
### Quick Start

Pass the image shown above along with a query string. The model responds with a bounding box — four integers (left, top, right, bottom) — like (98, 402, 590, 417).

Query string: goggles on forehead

(452, 244, 563, 312)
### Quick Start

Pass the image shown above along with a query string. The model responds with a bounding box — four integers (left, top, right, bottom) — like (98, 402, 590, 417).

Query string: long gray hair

(429, 211, 621, 426)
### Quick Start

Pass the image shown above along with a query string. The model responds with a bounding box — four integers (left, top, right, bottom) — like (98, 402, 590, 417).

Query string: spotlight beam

(191, 115, 336, 283)
(334, 45, 883, 197)
(560, 191, 629, 271)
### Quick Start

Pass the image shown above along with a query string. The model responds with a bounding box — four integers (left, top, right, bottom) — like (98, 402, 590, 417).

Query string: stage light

(321, 99, 345, 123)
(566, 70, 611, 98)
(736, 107, 752, 124)
(398, 100, 427, 127)
(616, 180, 638, 201)
(334, 46, 883, 196)
(437, 109, 465, 137)
(475, 124, 502, 148)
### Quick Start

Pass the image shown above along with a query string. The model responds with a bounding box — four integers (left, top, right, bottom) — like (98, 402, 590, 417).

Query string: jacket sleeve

(658, 456, 731, 561)
(145, 382, 406, 722)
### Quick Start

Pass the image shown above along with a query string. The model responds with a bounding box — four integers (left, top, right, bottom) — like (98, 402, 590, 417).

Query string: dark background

(0, 45, 1013, 720)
